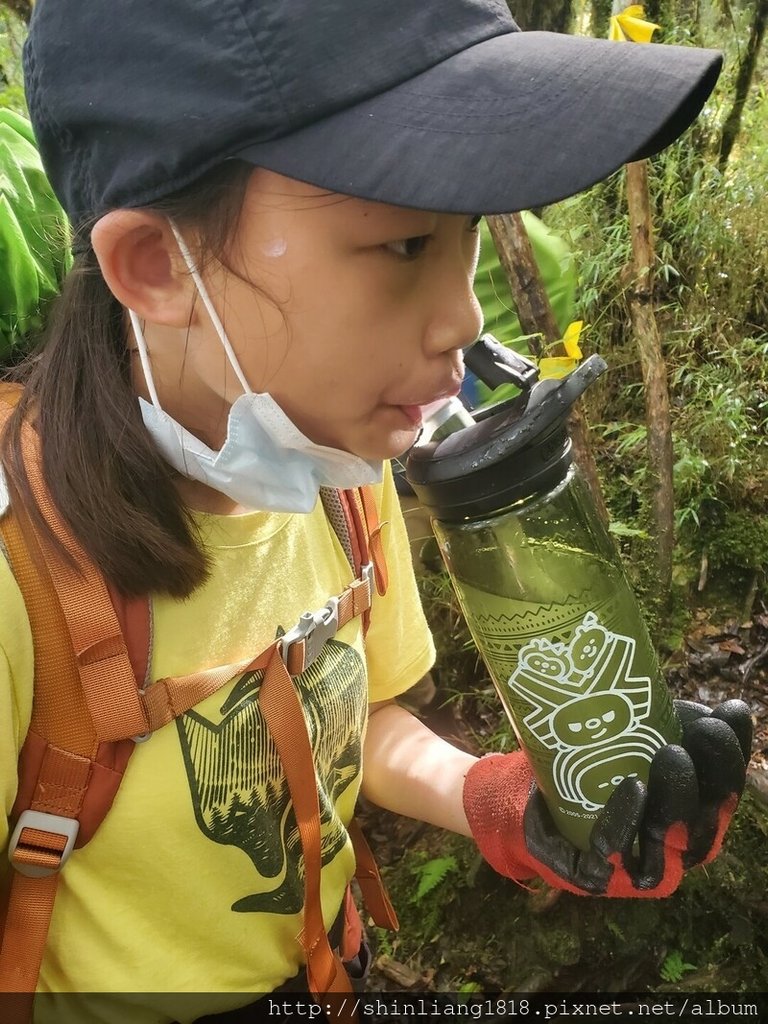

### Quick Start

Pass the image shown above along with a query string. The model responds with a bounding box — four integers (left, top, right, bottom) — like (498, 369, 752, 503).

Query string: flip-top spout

(406, 352, 608, 520)
(464, 333, 540, 393)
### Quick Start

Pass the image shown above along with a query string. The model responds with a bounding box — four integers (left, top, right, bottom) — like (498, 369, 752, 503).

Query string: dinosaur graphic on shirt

(176, 634, 366, 915)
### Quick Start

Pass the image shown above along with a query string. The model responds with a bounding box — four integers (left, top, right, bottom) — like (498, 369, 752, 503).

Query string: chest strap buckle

(280, 596, 340, 674)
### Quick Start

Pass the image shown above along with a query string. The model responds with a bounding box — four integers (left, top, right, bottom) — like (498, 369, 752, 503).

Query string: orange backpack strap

(322, 486, 388, 638)
(241, 484, 395, 1008)
(0, 407, 149, 1000)
(322, 487, 399, 945)
(348, 818, 398, 931)
(356, 485, 389, 598)
(260, 648, 354, 1003)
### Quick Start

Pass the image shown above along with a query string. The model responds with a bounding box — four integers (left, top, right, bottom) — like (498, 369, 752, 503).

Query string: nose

(586, 718, 601, 730)
(423, 263, 484, 359)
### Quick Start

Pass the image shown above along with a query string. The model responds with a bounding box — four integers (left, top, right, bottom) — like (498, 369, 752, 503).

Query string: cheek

(294, 297, 410, 385)
(229, 256, 425, 412)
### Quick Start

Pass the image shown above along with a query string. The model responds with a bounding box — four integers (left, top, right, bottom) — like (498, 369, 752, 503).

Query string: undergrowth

(543, 19, 768, 625)
(375, 790, 768, 993)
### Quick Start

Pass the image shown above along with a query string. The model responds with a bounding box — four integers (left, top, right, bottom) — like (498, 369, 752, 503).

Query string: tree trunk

(718, 0, 768, 171)
(625, 160, 675, 603)
(590, 0, 613, 38)
(484, 214, 556, 359)
(485, 213, 610, 527)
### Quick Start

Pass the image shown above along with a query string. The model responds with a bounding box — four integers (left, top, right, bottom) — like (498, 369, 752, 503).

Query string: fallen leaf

(719, 639, 746, 655)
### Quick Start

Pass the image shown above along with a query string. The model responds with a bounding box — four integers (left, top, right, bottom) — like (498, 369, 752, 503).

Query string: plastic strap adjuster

(8, 810, 80, 878)
(360, 562, 374, 594)
(280, 596, 340, 673)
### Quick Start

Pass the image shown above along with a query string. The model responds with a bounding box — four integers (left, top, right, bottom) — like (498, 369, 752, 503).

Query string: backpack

(0, 382, 397, 1021)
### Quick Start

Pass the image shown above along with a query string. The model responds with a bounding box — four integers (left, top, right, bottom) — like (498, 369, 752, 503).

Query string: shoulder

(361, 463, 436, 700)
(368, 460, 404, 531)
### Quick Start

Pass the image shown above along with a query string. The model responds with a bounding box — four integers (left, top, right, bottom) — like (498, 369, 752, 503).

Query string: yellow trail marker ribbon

(609, 5, 660, 43)
(538, 320, 584, 380)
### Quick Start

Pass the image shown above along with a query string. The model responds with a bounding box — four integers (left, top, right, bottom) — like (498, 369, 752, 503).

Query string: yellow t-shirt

(0, 465, 435, 1023)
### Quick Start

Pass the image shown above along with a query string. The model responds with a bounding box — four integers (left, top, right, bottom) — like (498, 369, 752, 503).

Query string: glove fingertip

(711, 699, 753, 765)
(646, 744, 698, 828)
(590, 776, 645, 857)
(683, 717, 748, 801)
(673, 698, 711, 728)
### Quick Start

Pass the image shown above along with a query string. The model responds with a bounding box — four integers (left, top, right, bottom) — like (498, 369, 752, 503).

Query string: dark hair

(1, 160, 253, 598)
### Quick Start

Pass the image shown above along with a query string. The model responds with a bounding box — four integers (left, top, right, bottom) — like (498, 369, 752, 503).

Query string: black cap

(406, 355, 609, 520)
(24, 0, 722, 224)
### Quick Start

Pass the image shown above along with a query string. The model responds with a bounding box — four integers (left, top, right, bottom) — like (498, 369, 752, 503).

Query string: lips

(399, 404, 425, 426)
(399, 382, 462, 410)
(390, 377, 463, 429)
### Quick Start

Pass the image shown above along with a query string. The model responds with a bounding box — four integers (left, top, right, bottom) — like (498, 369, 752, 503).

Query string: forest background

(1, 0, 767, 1001)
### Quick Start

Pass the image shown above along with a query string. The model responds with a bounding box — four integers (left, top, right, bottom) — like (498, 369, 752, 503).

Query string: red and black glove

(463, 699, 752, 899)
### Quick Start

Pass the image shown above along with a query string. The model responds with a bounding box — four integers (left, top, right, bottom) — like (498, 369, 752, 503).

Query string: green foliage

(410, 855, 458, 904)
(0, 10, 27, 116)
(379, 790, 768, 993)
(708, 509, 768, 572)
(608, 521, 649, 540)
(659, 950, 697, 983)
(547, 9, 768, 605)
(0, 109, 73, 360)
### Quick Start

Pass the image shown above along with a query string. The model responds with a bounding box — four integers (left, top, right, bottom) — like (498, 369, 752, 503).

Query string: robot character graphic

(507, 612, 667, 812)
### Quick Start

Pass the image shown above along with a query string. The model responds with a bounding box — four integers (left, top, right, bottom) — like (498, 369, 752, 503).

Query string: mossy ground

(365, 788, 768, 996)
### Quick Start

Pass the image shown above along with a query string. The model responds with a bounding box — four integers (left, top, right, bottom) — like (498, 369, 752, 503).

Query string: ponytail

(1, 160, 253, 597)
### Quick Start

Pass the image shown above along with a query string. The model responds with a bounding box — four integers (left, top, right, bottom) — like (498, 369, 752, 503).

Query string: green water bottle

(406, 345, 681, 850)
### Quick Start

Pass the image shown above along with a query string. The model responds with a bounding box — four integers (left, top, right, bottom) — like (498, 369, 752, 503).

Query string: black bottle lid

(406, 354, 608, 521)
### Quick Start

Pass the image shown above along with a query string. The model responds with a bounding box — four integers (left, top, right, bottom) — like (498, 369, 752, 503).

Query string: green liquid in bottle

(435, 507, 681, 850)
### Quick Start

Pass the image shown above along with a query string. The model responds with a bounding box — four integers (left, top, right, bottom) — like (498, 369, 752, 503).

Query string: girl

(0, 1, 752, 1021)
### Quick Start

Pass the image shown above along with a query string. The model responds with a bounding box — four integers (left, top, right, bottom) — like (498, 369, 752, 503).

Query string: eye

(602, 710, 616, 723)
(567, 722, 583, 733)
(383, 235, 430, 260)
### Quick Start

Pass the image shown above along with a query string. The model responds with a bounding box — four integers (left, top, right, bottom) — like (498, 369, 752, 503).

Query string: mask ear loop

(128, 309, 163, 409)
(168, 219, 253, 396)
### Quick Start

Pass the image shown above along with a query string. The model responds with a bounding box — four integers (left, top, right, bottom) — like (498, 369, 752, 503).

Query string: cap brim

(237, 31, 721, 214)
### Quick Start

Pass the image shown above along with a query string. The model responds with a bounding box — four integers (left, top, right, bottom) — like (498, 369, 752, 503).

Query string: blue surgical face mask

(130, 223, 382, 513)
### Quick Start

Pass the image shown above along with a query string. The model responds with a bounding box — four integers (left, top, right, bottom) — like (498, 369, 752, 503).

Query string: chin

(338, 417, 420, 463)
(374, 428, 421, 462)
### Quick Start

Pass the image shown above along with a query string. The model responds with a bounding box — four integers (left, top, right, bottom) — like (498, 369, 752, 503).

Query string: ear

(90, 210, 198, 328)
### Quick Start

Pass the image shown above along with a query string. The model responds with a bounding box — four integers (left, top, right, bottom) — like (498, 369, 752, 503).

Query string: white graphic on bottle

(507, 612, 666, 811)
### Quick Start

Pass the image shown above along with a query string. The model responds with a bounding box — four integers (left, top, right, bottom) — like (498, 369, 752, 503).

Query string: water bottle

(406, 338, 681, 850)
(421, 396, 475, 443)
